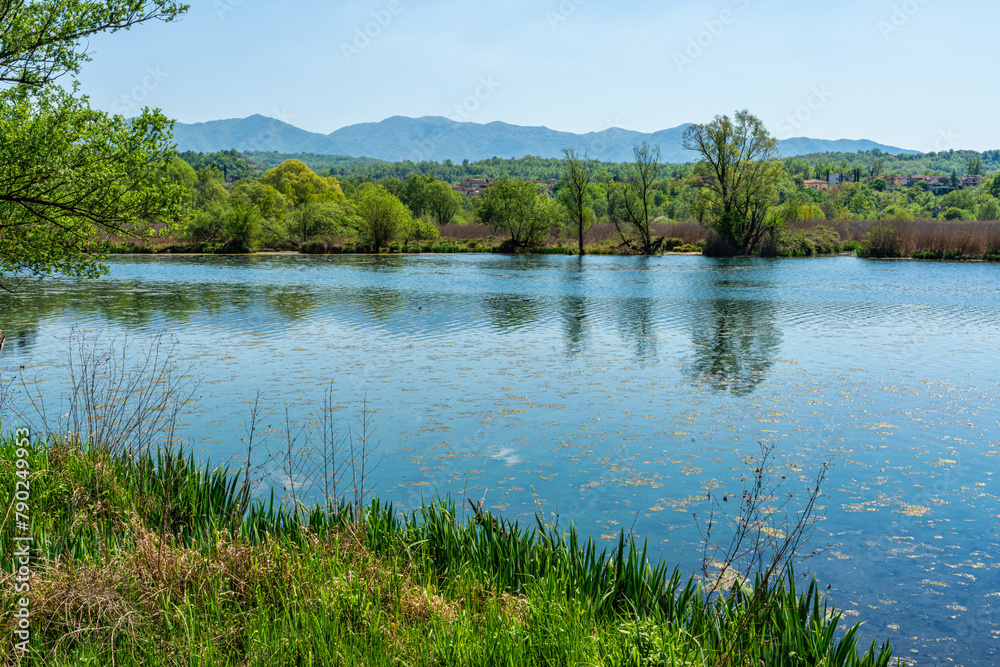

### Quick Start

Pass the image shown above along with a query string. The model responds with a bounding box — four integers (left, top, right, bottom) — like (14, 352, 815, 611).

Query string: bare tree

(608, 142, 664, 255)
(560, 148, 597, 255)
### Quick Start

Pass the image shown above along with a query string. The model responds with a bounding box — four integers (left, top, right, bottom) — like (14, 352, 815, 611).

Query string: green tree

(225, 205, 263, 253)
(559, 148, 596, 255)
(425, 180, 462, 225)
(977, 199, 1000, 221)
(352, 186, 411, 251)
(288, 200, 349, 244)
(868, 158, 885, 180)
(477, 177, 552, 251)
(967, 156, 985, 176)
(260, 160, 345, 207)
(683, 110, 783, 255)
(0, 1, 188, 291)
(401, 173, 434, 217)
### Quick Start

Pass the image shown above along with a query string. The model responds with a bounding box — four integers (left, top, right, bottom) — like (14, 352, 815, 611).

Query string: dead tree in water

(0, 330, 5, 356)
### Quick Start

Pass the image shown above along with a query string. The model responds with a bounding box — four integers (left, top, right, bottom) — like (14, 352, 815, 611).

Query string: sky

(76, 0, 1000, 152)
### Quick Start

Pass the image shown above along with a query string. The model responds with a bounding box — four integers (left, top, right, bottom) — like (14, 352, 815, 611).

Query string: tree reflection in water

(482, 293, 541, 331)
(688, 295, 781, 396)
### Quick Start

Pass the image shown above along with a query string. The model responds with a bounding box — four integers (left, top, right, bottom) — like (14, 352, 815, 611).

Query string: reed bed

(788, 219, 1000, 258)
(1, 434, 900, 666)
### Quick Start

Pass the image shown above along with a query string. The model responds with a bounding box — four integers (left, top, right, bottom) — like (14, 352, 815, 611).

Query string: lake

(1, 253, 998, 665)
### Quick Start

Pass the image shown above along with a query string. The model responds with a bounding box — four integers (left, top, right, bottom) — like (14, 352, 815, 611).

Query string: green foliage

(299, 240, 328, 254)
(882, 205, 915, 222)
(978, 199, 1000, 221)
(405, 217, 441, 243)
(424, 179, 463, 225)
(287, 199, 350, 244)
(477, 177, 554, 250)
(560, 148, 598, 254)
(762, 225, 842, 257)
(858, 224, 903, 258)
(942, 207, 974, 221)
(606, 143, 665, 255)
(259, 159, 345, 207)
(0, 1, 187, 290)
(224, 205, 263, 253)
(684, 110, 784, 255)
(178, 149, 259, 180)
(0, 435, 899, 667)
(352, 185, 412, 251)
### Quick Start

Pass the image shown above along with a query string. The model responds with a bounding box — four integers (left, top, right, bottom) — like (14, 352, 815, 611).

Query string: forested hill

(172, 115, 918, 164)
(180, 149, 1000, 185)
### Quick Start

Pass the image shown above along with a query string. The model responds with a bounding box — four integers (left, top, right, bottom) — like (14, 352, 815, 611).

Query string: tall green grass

(1, 436, 899, 666)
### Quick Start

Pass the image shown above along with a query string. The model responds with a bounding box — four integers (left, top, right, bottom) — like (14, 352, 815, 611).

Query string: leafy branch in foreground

(0, 0, 188, 291)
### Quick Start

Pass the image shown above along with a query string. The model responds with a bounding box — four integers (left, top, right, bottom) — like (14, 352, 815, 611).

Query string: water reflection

(483, 294, 541, 331)
(687, 264, 781, 396)
(560, 296, 588, 355)
(617, 298, 658, 362)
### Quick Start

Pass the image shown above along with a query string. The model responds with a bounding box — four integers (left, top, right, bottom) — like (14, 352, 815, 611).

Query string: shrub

(224, 205, 263, 253)
(702, 234, 739, 257)
(858, 224, 902, 258)
(299, 240, 327, 254)
(758, 225, 841, 257)
(942, 207, 974, 221)
(407, 217, 441, 243)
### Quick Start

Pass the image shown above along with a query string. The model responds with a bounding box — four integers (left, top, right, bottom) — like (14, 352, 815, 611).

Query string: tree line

(5, 0, 1000, 292)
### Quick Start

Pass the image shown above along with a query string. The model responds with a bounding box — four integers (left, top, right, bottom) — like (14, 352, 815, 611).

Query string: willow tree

(477, 177, 553, 251)
(353, 186, 411, 251)
(0, 0, 188, 292)
(683, 110, 783, 256)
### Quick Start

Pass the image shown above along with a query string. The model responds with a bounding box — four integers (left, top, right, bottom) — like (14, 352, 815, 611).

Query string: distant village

(802, 172, 985, 194)
(452, 177, 556, 198)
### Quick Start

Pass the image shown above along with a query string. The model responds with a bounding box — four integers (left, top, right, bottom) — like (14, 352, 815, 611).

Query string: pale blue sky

(77, 0, 1000, 152)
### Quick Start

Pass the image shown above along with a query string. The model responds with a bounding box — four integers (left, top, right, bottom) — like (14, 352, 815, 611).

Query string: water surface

(1, 254, 998, 665)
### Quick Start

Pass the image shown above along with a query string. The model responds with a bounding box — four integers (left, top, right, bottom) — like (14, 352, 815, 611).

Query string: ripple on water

(2, 254, 1000, 665)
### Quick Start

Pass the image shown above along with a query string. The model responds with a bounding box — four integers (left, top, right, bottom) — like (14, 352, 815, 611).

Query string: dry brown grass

(793, 219, 1000, 255)
(438, 222, 707, 249)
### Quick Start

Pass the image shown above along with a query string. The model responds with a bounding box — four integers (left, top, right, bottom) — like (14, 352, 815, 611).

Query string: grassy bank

(0, 435, 899, 666)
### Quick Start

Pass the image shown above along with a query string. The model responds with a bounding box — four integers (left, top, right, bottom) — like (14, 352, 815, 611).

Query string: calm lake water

(1, 253, 998, 665)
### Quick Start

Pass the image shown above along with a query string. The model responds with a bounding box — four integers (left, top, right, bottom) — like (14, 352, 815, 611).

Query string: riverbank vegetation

(0, 335, 903, 665)
(1, 434, 900, 666)
(123, 115, 1000, 261)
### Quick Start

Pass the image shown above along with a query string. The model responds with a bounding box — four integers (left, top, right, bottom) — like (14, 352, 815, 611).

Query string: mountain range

(172, 115, 918, 164)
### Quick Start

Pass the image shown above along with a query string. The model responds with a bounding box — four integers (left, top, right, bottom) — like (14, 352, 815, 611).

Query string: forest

(157, 140, 1000, 260)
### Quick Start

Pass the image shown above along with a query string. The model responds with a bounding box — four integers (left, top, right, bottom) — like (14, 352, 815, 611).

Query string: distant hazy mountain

(172, 115, 918, 163)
